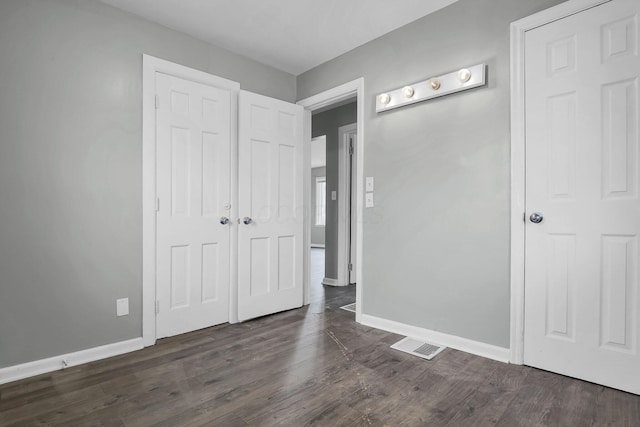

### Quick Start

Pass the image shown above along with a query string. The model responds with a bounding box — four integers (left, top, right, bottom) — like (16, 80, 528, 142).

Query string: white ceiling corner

(99, 0, 459, 75)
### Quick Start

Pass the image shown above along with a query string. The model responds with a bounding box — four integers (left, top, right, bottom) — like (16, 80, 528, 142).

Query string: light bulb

(378, 93, 391, 105)
(402, 86, 415, 98)
(457, 68, 471, 83)
(429, 78, 441, 90)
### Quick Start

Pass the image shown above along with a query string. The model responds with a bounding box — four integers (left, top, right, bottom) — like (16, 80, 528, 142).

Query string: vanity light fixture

(375, 63, 486, 113)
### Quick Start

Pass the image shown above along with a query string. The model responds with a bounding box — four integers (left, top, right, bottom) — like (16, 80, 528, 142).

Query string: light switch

(331, 190, 337, 201)
(365, 192, 374, 208)
(116, 298, 129, 317)
(366, 176, 374, 192)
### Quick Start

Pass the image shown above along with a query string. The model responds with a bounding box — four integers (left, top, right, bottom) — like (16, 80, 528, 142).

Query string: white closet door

(156, 72, 231, 338)
(524, 0, 640, 394)
(237, 90, 304, 321)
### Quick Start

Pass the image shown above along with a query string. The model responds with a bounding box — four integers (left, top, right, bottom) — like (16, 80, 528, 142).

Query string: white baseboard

(311, 244, 325, 248)
(322, 277, 348, 287)
(360, 314, 510, 363)
(0, 338, 144, 385)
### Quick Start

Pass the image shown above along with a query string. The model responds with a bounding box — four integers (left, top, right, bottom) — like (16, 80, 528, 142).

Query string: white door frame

(509, 0, 611, 364)
(338, 123, 357, 286)
(297, 78, 365, 323)
(142, 54, 240, 347)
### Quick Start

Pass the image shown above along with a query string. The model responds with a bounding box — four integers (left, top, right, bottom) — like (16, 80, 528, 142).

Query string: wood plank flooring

(2, 278, 639, 425)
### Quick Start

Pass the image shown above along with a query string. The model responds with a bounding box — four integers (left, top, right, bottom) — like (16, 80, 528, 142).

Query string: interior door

(156, 72, 231, 338)
(237, 90, 304, 321)
(524, 0, 640, 394)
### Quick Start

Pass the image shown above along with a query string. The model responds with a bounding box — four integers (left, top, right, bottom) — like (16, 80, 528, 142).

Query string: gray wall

(0, 0, 295, 369)
(298, 0, 565, 348)
(311, 167, 327, 247)
(312, 103, 357, 281)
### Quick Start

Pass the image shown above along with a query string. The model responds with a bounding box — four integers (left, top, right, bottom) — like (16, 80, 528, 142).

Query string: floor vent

(390, 337, 446, 361)
(340, 303, 356, 313)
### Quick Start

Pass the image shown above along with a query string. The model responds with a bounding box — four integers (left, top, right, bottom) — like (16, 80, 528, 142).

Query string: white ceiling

(100, 0, 458, 75)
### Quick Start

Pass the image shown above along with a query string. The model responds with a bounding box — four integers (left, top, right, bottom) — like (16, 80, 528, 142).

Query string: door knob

(241, 217, 253, 225)
(219, 216, 230, 225)
(529, 212, 544, 224)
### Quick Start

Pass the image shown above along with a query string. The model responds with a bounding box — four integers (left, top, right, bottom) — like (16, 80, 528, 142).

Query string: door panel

(600, 235, 637, 352)
(156, 72, 231, 338)
(238, 90, 304, 321)
(524, 0, 640, 394)
(602, 79, 637, 198)
(545, 234, 576, 340)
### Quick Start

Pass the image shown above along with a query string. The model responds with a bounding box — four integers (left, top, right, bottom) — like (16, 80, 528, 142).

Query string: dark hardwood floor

(1, 250, 639, 425)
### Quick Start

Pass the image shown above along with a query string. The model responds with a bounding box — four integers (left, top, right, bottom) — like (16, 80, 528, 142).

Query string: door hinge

(349, 138, 354, 155)
(156, 197, 160, 212)
(348, 263, 353, 271)
(155, 300, 160, 314)
(155, 94, 160, 110)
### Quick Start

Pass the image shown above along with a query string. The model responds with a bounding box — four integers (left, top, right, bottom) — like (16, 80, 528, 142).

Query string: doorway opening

(308, 103, 357, 291)
(298, 78, 365, 323)
(310, 134, 327, 302)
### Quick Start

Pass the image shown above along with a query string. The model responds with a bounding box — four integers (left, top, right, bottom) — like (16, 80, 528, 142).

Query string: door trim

(142, 54, 240, 347)
(338, 123, 357, 287)
(509, 0, 611, 364)
(297, 78, 365, 323)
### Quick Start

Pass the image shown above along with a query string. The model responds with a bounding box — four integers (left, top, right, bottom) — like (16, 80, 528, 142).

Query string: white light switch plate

(365, 192, 374, 208)
(116, 298, 129, 317)
(366, 177, 374, 192)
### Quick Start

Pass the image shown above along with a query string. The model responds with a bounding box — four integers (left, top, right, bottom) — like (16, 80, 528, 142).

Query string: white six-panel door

(156, 72, 231, 338)
(237, 90, 304, 321)
(524, 0, 640, 394)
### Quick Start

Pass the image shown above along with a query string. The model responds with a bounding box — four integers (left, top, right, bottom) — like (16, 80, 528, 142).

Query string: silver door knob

(241, 217, 253, 225)
(219, 216, 230, 225)
(529, 212, 544, 224)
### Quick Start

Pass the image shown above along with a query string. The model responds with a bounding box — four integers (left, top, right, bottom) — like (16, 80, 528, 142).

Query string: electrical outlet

(116, 298, 129, 317)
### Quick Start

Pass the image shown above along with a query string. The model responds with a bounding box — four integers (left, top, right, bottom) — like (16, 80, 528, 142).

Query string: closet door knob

(529, 212, 544, 224)
(241, 217, 253, 225)
(219, 217, 230, 225)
